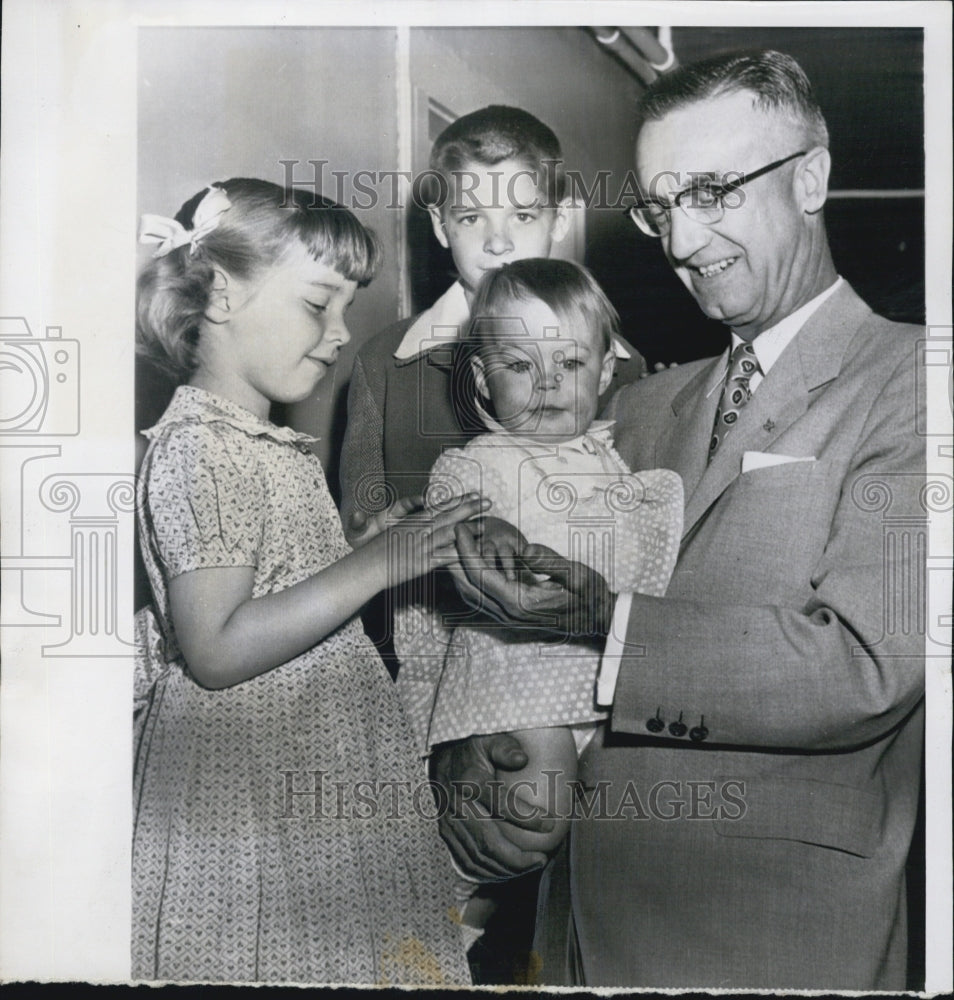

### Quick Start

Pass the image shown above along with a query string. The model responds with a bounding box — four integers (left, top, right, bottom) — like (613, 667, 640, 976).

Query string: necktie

(708, 341, 760, 461)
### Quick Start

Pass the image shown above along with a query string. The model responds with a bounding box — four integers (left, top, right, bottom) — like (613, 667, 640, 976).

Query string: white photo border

(1, 0, 950, 990)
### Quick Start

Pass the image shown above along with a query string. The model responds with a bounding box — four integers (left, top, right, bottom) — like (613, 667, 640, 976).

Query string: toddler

(397, 259, 683, 865)
(340, 107, 645, 680)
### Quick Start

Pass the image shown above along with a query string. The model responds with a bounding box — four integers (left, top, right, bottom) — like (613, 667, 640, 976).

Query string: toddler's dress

(133, 386, 469, 986)
(396, 418, 683, 755)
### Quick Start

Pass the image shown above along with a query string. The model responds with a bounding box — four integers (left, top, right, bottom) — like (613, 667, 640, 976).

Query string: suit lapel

(673, 283, 872, 540)
(682, 357, 809, 533)
(653, 360, 725, 507)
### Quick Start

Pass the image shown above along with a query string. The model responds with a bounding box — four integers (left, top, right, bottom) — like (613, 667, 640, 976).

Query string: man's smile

(694, 256, 739, 278)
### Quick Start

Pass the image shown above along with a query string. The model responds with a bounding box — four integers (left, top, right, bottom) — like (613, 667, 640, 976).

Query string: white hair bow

(139, 185, 232, 258)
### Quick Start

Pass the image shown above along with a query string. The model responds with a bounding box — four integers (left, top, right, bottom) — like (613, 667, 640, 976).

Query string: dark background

(596, 26, 925, 366)
(410, 27, 925, 369)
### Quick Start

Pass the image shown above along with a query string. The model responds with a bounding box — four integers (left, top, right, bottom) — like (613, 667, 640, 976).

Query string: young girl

(133, 179, 483, 985)
(396, 258, 683, 884)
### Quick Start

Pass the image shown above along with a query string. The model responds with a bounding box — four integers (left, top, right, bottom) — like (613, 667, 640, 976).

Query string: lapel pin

(763, 419, 776, 432)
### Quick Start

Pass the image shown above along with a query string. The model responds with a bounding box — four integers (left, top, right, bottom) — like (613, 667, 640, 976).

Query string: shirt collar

(144, 385, 320, 448)
(394, 278, 633, 362)
(730, 276, 844, 375)
(394, 281, 470, 360)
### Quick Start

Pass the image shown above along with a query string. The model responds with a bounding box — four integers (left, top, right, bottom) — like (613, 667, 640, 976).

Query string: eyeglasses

(624, 151, 807, 238)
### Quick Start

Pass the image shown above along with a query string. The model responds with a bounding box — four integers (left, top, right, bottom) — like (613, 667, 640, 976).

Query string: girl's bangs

(296, 207, 381, 285)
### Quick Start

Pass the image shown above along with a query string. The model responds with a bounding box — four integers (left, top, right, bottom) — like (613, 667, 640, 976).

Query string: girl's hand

(382, 493, 491, 587)
(168, 493, 487, 690)
(348, 494, 427, 548)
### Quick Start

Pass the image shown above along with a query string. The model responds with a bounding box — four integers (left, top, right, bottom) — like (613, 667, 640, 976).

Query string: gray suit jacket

(535, 282, 926, 990)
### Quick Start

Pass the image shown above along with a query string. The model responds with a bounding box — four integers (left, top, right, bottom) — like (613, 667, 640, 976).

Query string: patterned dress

(395, 420, 683, 755)
(132, 386, 469, 986)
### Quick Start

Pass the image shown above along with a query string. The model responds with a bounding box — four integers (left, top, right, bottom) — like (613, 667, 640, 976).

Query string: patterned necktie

(708, 341, 760, 461)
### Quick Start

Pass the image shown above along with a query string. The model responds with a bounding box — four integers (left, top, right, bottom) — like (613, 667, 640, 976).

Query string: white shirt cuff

(596, 591, 634, 707)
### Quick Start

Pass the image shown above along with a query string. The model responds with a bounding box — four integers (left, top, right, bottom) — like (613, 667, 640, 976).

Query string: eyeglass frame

(624, 151, 808, 237)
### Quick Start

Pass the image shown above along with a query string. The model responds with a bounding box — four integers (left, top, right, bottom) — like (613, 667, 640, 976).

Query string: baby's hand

(471, 516, 527, 582)
(383, 493, 491, 587)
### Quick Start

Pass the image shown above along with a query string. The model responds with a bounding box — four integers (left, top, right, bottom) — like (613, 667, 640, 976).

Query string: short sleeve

(141, 422, 265, 578)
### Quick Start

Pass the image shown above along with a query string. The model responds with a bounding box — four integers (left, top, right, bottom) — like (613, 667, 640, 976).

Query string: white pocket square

(742, 451, 817, 473)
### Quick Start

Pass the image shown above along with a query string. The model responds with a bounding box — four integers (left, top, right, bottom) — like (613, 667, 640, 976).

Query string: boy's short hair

(468, 258, 620, 353)
(428, 105, 566, 207)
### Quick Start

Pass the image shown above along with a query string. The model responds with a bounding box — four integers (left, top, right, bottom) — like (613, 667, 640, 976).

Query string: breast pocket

(735, 455, 830, 490)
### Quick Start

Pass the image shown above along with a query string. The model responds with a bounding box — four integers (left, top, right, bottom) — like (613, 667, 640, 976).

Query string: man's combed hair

(637, 49, 829, 149)
(428, 105, 566, 206)
(136, 178, 380, 380)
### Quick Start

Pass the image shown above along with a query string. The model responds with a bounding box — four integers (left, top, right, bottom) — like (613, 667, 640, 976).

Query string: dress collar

(144, 385, 320, 448)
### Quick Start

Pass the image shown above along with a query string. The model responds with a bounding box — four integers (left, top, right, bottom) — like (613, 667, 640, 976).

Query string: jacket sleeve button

(668, 712, 687, 737)
(646, 716, 665, 733)
(689, 724, 709, 742)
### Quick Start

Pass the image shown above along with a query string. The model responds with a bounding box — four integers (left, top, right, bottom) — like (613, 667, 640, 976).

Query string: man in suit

(433, 50, 926, 990)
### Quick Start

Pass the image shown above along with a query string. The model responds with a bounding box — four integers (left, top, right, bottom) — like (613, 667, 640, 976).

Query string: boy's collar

(393, 278, 633, 363)
(394, 281, 470, 361)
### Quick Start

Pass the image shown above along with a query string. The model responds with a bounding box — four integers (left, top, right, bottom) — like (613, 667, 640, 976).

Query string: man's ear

(205, 268, 234, 324)
(795, 146, 831, 214)
(428, 206, 451, 249)
(549, 198, 572, 244)
(470, 353, 491, 399)
(598, 348, 617, 396)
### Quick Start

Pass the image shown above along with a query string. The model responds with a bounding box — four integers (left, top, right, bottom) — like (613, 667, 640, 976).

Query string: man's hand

(521, 543, 617, 636)
(448, 518, 571, 628)
(430, 733, 552, 880)
(451, 520, 615, 636)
